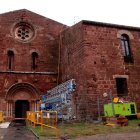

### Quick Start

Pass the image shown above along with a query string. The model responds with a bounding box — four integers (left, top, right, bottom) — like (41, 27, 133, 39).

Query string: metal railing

(0, 111, 4, 123)
(26, 110, 59, 137)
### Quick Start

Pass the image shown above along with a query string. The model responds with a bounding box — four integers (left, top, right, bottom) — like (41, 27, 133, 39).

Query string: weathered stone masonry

(0, 9, 65, 119)
(0, 9, 140, 120)
(61, 21, 140, 119)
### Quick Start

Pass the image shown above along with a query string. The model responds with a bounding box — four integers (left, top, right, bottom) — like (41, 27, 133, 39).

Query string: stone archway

(5, 82, 40, 119)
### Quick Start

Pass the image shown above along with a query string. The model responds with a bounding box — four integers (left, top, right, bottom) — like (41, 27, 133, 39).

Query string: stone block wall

(61, 21, 140, 120)
(0, 9, 64, 72)
(0, 9, 65, 112)
(61, 23, 88, 119)
(1, 9, 140, 120)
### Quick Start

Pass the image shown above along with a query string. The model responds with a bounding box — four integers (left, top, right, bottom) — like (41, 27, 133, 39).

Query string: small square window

(115, 78, 128, 96)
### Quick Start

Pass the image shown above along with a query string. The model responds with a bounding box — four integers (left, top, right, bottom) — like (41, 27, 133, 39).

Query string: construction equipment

(104, 102, 137, 118)
(40, 79, 76, 119)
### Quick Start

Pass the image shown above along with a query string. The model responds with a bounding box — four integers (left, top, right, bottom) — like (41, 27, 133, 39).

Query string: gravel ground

(69, 131, 140, 140)
(0, 120, 38, 140)
(1, 128, 140, 140)
(1, 121, 140, 140)
(0, 128, 8, 140)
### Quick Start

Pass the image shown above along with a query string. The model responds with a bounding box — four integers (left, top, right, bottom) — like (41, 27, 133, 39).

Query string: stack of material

(105, 116, 128, 126)
(0, 122, 10, 128)
(0, 111, 4, 123)
(137, 113, 140, 118)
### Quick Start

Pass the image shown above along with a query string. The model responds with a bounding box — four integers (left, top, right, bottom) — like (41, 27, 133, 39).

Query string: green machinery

(104, 102, 137, 117)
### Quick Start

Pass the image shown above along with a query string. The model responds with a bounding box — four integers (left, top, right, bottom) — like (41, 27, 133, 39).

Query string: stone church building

(0, 9, 140, 120)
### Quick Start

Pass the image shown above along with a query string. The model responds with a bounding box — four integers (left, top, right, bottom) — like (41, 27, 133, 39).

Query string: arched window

(32, 52, 38, 70)
(121, 34, 133, 63)
(7, 50, 14, 70)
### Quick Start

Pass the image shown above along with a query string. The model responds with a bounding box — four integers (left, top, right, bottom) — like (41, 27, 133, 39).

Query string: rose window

(14, 22, 35, 42)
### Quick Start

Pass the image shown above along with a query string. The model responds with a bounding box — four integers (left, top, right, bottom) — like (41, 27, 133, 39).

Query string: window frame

(121, 34, 133, 63)
(7, 50, 14, 70)
(32, 52, 38, 70)
(115, 77, 128, 97)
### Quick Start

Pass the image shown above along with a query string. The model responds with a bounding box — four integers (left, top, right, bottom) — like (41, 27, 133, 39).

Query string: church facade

(0, 9, 140, 120)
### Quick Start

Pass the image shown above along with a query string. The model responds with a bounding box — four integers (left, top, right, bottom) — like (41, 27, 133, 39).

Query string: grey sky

(0, 0, 140, 27)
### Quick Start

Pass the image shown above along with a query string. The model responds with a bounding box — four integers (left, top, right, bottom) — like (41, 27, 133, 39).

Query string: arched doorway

(15, 100, 29, 118)
(5, 82, 40, 119)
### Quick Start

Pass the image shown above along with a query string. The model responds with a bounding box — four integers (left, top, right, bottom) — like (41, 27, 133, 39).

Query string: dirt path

(70, 131, 140, 140)
(1, 120, 38, 140)
(39, 130, 140, 140)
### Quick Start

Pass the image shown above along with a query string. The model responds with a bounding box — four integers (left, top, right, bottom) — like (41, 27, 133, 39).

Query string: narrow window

(32, 52, 38, 70)
(7, 50, 14, 70)
(121, 34, 133, 63)
(115, 78, 128, 96)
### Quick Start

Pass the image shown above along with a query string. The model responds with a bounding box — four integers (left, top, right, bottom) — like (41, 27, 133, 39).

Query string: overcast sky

(0, 0, 140, 27)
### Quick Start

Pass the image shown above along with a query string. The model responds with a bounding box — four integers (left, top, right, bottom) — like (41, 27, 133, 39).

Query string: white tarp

(0, 122, 10, 128)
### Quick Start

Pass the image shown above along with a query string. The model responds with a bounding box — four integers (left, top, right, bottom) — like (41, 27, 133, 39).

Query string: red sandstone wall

(0, 73, 57, 97)
(0, 9, 65, 111)
(83, 23, 140, 118)
(0, 9, 64, 72)
(61, 21, 140, 120)
(61, 22, 89, 119)
(1, 9, 140, 120)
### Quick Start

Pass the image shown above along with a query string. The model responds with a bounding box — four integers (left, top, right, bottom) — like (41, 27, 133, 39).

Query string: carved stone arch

(5, 82, 40, 101)
(117, 30, 134, 39)
(5, 48, 17, 55)
(29, 49, 40, 56)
